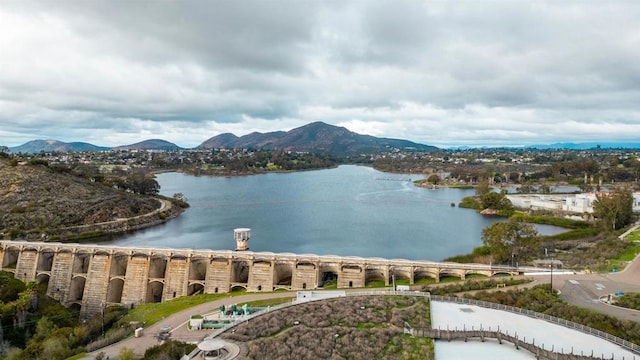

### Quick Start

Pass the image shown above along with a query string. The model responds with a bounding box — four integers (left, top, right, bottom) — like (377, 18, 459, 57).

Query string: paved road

(553, 253, 640, 322)
(86, 292, 295, 359)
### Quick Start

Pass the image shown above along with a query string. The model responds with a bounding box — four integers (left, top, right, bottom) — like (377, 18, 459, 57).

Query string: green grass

(118, 293, 250, 326)
(465, 273, 489, 280)
(626, 228, 640, 242)
(365, 280, 386, 288)
(604, 230, 640, 271)
(413, 277, 436, 285)
(544, 227, 601, 241)
(512, 213, 590, 229)
(438, 275, 462, 283)
(65, 353, 87, 360)
(244, 297, 294, 308)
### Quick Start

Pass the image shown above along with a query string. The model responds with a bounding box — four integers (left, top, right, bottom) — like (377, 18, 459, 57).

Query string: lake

(102, 165, 564, 261)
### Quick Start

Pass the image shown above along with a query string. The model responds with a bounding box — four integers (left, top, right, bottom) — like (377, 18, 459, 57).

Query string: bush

(511, 213, 591, 229)
(615, 293, 640, 311)
(143, 340, 196, 360)
(424, 278, 531, 295)
(458, 196, 481, 210)
(28, 158, 49, 167)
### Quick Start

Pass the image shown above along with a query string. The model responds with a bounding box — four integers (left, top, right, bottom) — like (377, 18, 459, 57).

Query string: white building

(506, 192, 640, 214)
(563, 193, 596, 213)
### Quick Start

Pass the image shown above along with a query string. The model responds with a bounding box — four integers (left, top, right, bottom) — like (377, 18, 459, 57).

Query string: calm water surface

(103, 165, 563, 261)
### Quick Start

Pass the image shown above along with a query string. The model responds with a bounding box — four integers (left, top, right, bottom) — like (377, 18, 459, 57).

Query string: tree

(593, 187, 634, 231)
(482, 218, 539, 265)
(172, 193, 187, 202)
(125, 173, 160, 195)
(426, 174, 440, 185)
(475, 180, 491, 197)
(480, 191, 512, 211)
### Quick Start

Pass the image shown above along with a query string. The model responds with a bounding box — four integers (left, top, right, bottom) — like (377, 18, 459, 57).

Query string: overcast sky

(1, 1, 640, 148)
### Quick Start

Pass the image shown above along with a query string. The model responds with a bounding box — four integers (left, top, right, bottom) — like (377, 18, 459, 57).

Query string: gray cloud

(1, 1, 639, 148)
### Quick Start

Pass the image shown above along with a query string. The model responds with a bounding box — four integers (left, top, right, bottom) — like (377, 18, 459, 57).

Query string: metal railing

(430, 294, 640, 355)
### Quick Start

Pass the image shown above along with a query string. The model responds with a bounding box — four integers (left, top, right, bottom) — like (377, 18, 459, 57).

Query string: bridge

(0, 240, 527, 317)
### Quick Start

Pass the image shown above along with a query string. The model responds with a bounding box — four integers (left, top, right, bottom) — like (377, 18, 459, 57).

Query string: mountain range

(197, 121, 437, 155)
(8, 122, 437, 155)
(8, 122, 640, 154)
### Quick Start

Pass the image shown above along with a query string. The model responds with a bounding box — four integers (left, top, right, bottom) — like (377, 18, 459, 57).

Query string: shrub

(458, 196, 481, 210)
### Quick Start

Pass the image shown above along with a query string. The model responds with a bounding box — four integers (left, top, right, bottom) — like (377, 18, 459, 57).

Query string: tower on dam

(0, 235, 517, 317)
(234, 228, 250, 251)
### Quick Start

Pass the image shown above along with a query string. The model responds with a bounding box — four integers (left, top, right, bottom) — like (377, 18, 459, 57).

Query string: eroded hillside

(0, 158, 163, 240)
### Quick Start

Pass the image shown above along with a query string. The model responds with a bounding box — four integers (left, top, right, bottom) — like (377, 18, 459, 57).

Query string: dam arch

(0, 240, 531, 316)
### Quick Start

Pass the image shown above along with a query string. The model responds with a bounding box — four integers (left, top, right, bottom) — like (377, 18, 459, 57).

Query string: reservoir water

(103, 165, 564, 261)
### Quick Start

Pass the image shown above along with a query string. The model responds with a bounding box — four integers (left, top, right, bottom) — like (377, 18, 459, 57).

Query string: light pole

(545, 248, 553, 294)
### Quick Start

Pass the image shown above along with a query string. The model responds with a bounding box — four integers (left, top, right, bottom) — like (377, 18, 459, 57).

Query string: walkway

(86, 292, 294, 359)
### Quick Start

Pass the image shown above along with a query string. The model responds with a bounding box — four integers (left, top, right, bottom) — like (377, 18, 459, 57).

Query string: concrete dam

(0, 229, 520, 316)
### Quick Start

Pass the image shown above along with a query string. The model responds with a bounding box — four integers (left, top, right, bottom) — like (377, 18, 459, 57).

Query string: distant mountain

(525, 142, 640, 150)
(198, 133, 242, 149)
(198, 121, 438, 155)
(111, 139, 182, 151)
(9, 140, 109, 153)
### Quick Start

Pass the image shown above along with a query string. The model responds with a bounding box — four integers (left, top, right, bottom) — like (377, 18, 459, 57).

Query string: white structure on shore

(506, 192, 640, 214)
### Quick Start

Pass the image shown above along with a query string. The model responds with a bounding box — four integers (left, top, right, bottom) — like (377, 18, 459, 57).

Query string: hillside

(9, 139, 109, 153)
(198, 121, 438, 155)
(111, 139, 182, 151)
(0, 157, 173, 240)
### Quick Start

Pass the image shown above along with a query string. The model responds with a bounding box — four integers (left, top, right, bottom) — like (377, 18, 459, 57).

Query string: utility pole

(545, 248, 553, 294)
(101, 301, 105, 338)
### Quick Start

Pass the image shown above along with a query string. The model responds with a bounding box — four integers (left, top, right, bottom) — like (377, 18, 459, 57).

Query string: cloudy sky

(1, 1, 640, 148)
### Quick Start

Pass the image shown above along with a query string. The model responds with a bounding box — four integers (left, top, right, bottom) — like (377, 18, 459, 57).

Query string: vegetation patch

(458, 196, 481, 210)
(424, 278, 532, 295)
(222, 296, 434, 360)
(511, 213, 590, 229)
(614, 292, 640, 311)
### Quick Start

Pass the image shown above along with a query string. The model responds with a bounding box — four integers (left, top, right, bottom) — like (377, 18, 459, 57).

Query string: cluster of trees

(458, 181, 634, 267)
(481, 218, 539, 266)
(593, 186, 634, 231)
(458, 181, 513, 214)
(0, 271, 94, 359)
(49, 163, 160, 195)
(0, 271, 195, 360)
(183, 150, 337, 175)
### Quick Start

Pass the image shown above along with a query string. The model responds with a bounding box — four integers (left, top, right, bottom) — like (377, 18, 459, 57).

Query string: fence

(429, 294, 640, 356)
(410, 328, 626, 360)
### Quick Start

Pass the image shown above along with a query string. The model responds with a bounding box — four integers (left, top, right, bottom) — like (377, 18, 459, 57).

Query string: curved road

(553, 253, 640, 322)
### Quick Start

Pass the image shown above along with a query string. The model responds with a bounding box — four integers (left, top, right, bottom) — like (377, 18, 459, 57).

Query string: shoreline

(53, 197, 185, 243)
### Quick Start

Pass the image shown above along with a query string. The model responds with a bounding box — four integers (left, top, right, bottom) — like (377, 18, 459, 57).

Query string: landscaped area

(221, 296, 434, 360)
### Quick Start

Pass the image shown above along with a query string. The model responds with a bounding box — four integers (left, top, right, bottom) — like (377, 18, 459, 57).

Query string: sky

(1, 1, 640, 149)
